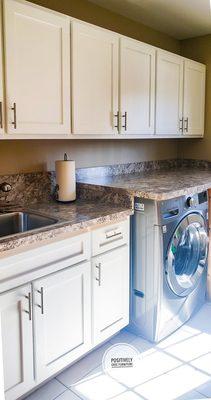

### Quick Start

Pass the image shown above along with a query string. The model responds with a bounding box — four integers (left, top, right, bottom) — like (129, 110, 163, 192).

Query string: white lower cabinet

(33, 262, 92, 382)
(92, 246, 129, 345)
(0, 284, 34, 400)
(0, 220, 130, 400)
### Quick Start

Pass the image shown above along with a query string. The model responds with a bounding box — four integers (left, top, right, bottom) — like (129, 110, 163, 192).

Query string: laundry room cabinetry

(0, 0, 4, 135)
(0, 284, 34, 400)
(0, 0, 206, 138)
(92, 246, 129, 345)
(155, 51, 184, 135)
(120, 38, 155, 135)
(0, 218, 130, 400)
(33, 262, 92, 382)
(71, 21, 119, 135)
(3, 0, 70, 136)
(183, 60, 206, 136)
(91, 220, 130, 345)
(155, 50, 206, 137)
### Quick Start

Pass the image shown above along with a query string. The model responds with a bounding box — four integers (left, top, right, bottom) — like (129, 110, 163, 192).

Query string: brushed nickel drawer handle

(37, 287, 44, 315)
(0, 102, 3, 129)
(96, 263, 102, 286)
(11, 102, 17, 129)
(106, 230, 122, 239)
(122, 111, 127, 131)
(24, 292, 32, 321)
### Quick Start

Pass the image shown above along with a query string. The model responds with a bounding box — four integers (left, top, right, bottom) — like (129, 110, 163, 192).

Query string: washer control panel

(185, 191, 207, 209)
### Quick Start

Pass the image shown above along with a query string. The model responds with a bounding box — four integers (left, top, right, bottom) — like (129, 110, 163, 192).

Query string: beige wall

(0, 140, 178, 174)
(178, 35, 211, 160)
(0, 0, 181, 175)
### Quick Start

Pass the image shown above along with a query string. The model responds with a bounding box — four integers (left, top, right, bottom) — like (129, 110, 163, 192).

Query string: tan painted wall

(0, 0, 181, 175)
(178, 35, 211, 160)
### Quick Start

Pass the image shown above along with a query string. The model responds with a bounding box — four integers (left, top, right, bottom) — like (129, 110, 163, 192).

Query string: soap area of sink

(0, 211, 58, 238)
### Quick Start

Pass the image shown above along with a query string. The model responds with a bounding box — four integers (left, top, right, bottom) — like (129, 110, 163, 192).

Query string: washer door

(166, 213, 208, 297)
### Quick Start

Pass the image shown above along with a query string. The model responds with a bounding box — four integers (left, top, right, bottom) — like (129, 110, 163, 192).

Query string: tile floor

(23, 303, 211, 400)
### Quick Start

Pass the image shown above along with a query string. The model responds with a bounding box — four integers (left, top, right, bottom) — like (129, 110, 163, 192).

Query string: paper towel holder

(54, 153, 76, 203)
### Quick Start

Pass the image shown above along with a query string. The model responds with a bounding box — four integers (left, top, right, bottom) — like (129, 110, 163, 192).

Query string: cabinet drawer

(92, 219, 129, 256)
(0, 232, 91, 285)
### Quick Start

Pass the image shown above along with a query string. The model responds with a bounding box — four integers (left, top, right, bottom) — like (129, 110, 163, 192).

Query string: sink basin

(0, 211, 58, 238)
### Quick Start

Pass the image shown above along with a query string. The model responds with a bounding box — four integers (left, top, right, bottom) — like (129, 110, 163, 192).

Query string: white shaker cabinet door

(3, 0, 70, 135)
(120, 38, 155, 135)
(0, 284, 34, 400)
(72, 22, 119, 135)
(156, 50, 184, 135)
(92, 246, 129, 346)
(0, 0, 4, 134)
(33, 262, 91, 382)
(183, 60, 206, 136)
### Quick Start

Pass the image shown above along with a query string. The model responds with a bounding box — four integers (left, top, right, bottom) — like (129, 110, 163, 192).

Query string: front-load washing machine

(129, 191, 209, 342)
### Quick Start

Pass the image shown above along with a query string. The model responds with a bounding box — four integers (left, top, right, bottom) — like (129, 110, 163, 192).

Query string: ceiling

(88, 0, 211, 40)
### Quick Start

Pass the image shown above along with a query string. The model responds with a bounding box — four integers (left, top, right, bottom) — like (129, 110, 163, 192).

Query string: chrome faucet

(0, 182, 12, 193)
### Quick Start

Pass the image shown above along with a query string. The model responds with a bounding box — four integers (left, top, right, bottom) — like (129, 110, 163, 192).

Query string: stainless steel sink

(0, 211, 58, 238)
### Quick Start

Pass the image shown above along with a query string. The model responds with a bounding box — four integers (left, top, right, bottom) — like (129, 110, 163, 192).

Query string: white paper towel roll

(55, 158, 76, 202)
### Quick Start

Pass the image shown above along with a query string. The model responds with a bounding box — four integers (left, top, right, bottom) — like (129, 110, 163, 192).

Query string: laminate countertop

(77, 168, 211, 201)
(0, 200, 132, 254)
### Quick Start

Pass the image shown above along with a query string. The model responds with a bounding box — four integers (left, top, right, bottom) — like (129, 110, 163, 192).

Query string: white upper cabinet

(0, 0, 206, 139)
(120, 38, 155, 135)
(33, 262, 91, 382)
(72, 22, 119, 135)
(156, 50, 184, 135)
(0, 1, 4, 134)
(0, 284, 34, 400)
(183, 60, 206, 136)
(3, 0, 70, 135)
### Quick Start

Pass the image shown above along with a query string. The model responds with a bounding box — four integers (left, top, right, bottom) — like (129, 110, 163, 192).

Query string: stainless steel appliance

(129, 191, 209, 342)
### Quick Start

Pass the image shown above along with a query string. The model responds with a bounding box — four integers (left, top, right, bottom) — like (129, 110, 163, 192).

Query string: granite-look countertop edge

(0, 206, 132, 254)
(77, 169, 211, 201)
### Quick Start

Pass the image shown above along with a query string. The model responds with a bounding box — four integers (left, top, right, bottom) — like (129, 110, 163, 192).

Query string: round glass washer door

(166, 213, 208, 297)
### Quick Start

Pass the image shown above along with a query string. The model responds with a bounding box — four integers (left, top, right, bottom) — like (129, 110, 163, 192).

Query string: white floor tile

(176, 389, 207, 399)
(71, 366, 126, 400)
(164, 331, 211, 362)
(134, 364, 209, 400)
(24, 379, 66, 400)
(191, 352, 211, 375)
(195, 380, 211, 398)
(111, 391, 145, 400)
(156, 327, 196, 350)
(106, 348, 182, 388)
(55, 390, 81, 400)
(56, 342, 111, 387)
(109, 329, 137, 345)
(185, 303, 211, 335)
(130, 335, 155, 356)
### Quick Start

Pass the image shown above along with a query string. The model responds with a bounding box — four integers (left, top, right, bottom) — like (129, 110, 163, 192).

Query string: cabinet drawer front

(92, 219, 129, 256)
(0, 233, 91, 284)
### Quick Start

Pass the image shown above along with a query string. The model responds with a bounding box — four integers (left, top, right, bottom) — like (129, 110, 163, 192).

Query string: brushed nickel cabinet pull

(184, 117, 189, 132)
(11, 102, 17, 129)
(24, 292, 32, 321)
(122, 112, 127, 131)
(114, 111, 119, 132)
(95, 263, 102, 286)
(0, 102, 3, 129)
(179, 118, 183, 132)
(37, 287, 44, 315)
